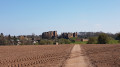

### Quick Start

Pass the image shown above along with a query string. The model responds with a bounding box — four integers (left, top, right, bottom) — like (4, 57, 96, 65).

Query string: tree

(116, 33, 120, 40)
(19, 36, 27, 45)
(7, 34, 12, 45)
(98, 33, 109, 44)
(87, 37, 98, 44)
(13, 36, 18, 45)
(0, 33, 5, 45)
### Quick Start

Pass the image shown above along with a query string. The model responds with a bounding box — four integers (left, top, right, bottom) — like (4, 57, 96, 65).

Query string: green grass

(108, 40, 120, 44)
(70, 41, 88, 44)
(70, 40, 120, 44)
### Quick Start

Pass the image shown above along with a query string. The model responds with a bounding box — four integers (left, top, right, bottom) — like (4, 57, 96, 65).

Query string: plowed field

(0, 45, 74, 67)
(81, 44, 120, 67)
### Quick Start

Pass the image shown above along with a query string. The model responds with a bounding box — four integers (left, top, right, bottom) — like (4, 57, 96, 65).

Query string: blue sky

(0, 0, 120, 35)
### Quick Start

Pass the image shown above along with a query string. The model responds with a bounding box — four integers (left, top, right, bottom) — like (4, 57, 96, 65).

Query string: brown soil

(0, 45, 74, 67)
(81, 44, 120, 67)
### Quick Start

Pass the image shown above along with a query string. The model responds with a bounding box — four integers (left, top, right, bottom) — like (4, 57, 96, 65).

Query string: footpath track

(64, 45, 91, 67)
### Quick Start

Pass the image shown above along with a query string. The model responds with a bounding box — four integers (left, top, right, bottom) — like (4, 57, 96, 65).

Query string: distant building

(42, 31, 57, 39)
(61, 32, 78, 39)
(81, 39, 89, 42)
(73, 32, 77, 37)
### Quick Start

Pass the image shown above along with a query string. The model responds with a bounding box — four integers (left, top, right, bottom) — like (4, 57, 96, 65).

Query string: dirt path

(64, 45, 90, 67)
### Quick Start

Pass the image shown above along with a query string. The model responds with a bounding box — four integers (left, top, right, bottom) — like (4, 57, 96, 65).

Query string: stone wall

(42, 31, 57, 39)
(61, 32, 78, 39)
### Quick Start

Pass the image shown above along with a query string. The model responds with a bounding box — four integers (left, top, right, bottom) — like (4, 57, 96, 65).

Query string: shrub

(69, 37, 76, 43)
(58, 38, 71, 44)
(39, 40, 47, 45)
(87, 37, 98, 44)
(98, 33, 110, 44)
(39, 39, 54, 45)
(46, 40, 53, 45)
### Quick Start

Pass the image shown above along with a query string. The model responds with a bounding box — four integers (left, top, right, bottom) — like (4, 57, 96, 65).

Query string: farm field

(1, 44, 120, 67)
(81, 44, 120, 67)
(0, 45, 74, 67)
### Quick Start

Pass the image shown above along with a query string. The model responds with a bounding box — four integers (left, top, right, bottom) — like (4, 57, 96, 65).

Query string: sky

(0, 0, 120, 35)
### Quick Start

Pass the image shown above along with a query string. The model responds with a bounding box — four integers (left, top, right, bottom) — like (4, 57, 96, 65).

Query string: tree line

(0, 32, 120, 45)
(87, 33, 120, 44)
(0, 33, 72, 45)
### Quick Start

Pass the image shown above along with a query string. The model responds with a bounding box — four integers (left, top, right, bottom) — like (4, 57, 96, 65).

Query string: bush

(46, 40, 53, 45)
(98, 33, 110, 44)
(39, 39, 53, 45)
(69, 37, 76, 43)
(87, 37, 98, 44)
(58, 38, 71, 44)
(39, 40, 47, 45)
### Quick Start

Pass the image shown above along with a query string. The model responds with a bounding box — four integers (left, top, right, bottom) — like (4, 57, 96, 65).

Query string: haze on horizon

(0, 0, 120, 36)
